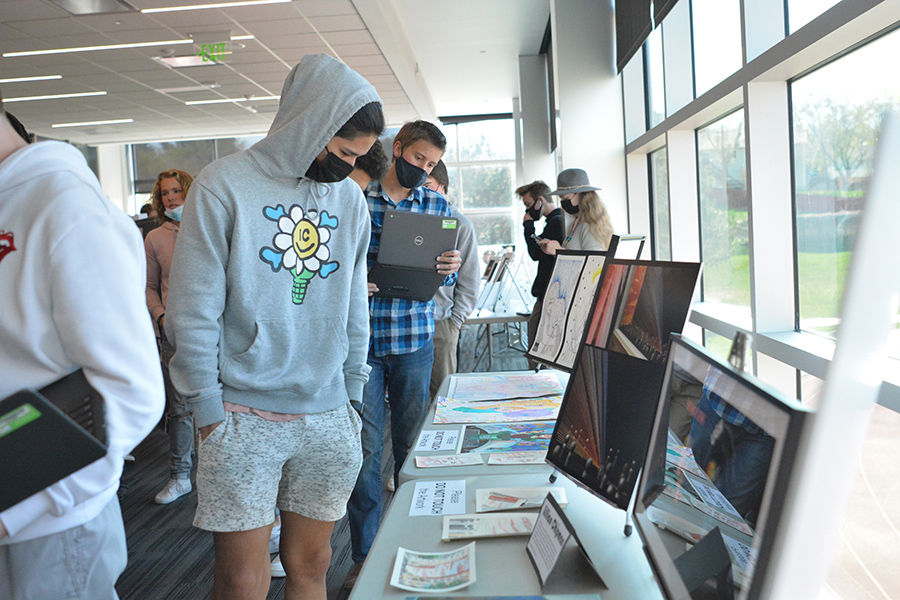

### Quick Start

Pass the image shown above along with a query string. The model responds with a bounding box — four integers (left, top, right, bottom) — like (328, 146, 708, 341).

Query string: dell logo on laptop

(414, 236, 424, 246)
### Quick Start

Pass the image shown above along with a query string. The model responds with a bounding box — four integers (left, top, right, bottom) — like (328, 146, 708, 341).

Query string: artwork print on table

(459, 423, 554, 453)
(434, 396, 562, 425)
(447, 372, 564, 402)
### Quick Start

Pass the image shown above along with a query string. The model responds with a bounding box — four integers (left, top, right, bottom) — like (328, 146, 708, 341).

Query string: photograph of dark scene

(548, 345, 665, 510)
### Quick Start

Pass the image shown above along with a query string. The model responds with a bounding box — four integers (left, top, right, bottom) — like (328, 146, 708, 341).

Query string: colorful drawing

(459, 423, 555, 453)
(258, 204, 340, 304)
(447, 372, 563, 402)
(527, 254, 584, 363)
(390, 543, 476, 592)
(433, 396, 562, 425)
(556, 254, 607, 368)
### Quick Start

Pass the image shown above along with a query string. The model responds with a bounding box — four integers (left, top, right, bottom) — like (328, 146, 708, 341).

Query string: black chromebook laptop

(369, 210, 459, 301)
(0, 386, 107, 512)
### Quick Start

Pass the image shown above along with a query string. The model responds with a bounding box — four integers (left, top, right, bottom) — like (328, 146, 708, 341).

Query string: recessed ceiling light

(4, 91, 106, 103)
(52, 118, 134, 128)
(142, 0, 290, 14)
(154, 54, 229, 68)
(3, 39, 192, 58)
(155, 84, 221, 93)
(185, 95, 278, 105)
(0, 75, 62, 84)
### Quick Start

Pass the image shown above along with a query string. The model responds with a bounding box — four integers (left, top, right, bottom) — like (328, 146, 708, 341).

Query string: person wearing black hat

(539, 168, 614, 254)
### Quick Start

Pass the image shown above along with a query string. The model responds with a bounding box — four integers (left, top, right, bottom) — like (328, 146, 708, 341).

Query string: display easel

(469, 249, 533, 370)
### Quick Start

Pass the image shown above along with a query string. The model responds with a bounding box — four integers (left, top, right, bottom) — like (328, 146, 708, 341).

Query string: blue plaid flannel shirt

(704, 367, 763, 435)
(366, 182, 457, 357)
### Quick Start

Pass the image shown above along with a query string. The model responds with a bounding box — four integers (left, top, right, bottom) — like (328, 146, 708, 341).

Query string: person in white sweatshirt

(165, 54, 384, 600)
(0, 88, 165, 600)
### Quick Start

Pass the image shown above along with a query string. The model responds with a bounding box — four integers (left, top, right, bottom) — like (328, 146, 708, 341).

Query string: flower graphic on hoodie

(259, 204, 339, 304)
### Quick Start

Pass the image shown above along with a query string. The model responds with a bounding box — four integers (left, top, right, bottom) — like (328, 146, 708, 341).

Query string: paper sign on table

(475, 487, 567, 512)
(415, 429, 461, 452)
(409, 480, 467, 516)
(415, 454, 483, 468)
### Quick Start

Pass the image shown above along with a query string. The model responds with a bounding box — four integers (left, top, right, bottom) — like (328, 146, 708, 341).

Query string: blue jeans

(160, 334, 193, 479)
(688, 395, 774, 527)
(348, 339, 434, 562)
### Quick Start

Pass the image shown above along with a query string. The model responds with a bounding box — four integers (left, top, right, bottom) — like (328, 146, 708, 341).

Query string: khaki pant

(430, 318, 461, 399)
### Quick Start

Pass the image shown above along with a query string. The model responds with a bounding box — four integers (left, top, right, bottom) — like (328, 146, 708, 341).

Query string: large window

(691, 0, 742, 97)
(791, 30, 900, 343)
(788, 0, 842, 33)
(697, 110, 749, 310)
(132, 135, 263, 194)
(439, 118, 517, 248)
(646, 27, 666, 129)
(649, 147, 671, 260)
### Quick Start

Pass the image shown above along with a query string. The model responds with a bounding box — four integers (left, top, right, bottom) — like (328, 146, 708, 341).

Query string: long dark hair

(335, 101, 385, 139)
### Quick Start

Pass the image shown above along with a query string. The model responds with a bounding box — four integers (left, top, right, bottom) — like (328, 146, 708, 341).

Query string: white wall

(550, 0, 627, 233)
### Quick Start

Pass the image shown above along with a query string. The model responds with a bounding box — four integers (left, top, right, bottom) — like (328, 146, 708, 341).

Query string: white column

(97, 143, 131, 214)
(550, 0, 627, 233)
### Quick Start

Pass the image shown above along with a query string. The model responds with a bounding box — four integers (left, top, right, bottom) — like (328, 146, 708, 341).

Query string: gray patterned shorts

(193, 404, 363, 532)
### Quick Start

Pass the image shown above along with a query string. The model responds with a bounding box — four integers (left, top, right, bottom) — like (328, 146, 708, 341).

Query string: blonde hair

(577, 190, 615, 249)
(150, 169, 194, 225)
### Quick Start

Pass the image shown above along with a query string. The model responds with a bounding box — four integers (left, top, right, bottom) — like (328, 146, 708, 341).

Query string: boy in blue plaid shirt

(347, 121, 461, 581)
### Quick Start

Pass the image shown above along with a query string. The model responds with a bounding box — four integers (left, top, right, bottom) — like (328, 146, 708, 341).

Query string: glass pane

(647, 27, 666, 129)
(443, 165, 460, 207)
(467, 213, 514, 247)
(133, 140, 215, 193)
(703, 329, 732, 361)
(440, 123, 458, 163)
(791, 29, 900, 341)
(788, 0, 841, 33)
(457, 119, 515, 161)
(623, 50, 647, 143)
(460, 165, 514, 210)
(692, 0, 742, 97)
(650, 147, 671, 260)
(216, 135, 264, 159)
(698, 110, 749, 308)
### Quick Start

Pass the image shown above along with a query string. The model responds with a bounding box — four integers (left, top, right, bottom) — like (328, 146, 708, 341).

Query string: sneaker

(269, 523, 281, 554)
(271, 554, 286, 578)
(154, 478, 192, 504)
(385, 476, 396, 492)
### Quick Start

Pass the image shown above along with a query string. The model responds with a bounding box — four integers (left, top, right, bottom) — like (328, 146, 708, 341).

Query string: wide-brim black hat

(549, 168, 601, 195)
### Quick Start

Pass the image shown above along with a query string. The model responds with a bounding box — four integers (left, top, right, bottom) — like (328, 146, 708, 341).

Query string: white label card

(525, 494, 572, 585)
(409, 480, 467, 516)
(415, 429, 461, 452)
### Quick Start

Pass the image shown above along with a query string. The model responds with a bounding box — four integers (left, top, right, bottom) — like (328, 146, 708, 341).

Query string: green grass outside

(701, 251, 852, 336)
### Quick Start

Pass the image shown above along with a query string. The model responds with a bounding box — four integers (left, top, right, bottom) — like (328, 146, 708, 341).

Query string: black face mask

(306, 149, 354, 183)
(394, 154, 428, 189)
(527, 199, 543, 220)
(561, 198, 580, 215)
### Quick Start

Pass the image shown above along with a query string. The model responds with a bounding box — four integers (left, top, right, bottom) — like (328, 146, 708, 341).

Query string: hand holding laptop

(436, 249, 461, 276)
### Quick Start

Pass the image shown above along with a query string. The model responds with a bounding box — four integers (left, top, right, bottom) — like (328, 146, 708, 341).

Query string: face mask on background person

(164, 204, 184, 222)
(306, 149, 355, 183)
(527, 199, 543, 220)
(394, 154, 428, 189)
(560, 197, 580, 215)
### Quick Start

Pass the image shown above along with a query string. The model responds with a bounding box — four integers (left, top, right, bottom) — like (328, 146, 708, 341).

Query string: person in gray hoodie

(165, 54, 384, 600)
